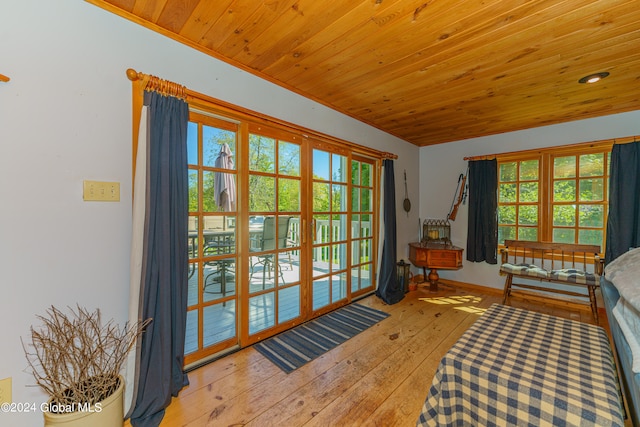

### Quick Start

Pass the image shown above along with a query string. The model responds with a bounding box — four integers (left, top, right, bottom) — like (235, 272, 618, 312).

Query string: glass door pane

(185, 114, 239, 365)
(246, 130, 303, 340)
(350, 157, 376, 296)
(311, 148, 349, 312)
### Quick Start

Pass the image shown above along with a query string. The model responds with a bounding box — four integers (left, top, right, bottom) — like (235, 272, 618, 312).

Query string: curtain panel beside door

(127, 86, 190, 426)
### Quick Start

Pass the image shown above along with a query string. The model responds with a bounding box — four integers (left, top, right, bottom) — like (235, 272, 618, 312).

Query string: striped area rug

(254, 303, 390, 373)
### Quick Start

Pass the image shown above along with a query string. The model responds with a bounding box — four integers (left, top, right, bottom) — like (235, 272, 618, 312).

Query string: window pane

(278, 286, 300, 322)
(249, 293, 275, 334)
(518, 227, 537, 241)
(313, 150, 330, 180)
(553, 180, 575, 202)
(579, 229, 603, 246)
(278, 178, 299, 211)
(351, 188, 360, 211)
(553, 228, 575, 243)
(579, 153, 604, 177)
(553, 205, 576, 226)
(204, 126, 236, 168)
(360, 263, 372, 289)
(203, 301, 236, 346)
(313, 182, 330, 212)
(312, 278, 329, 309)
(518, 205, 538, 225)
(499, 183, 517, 203)
(351, 161, 360, 185)
(498, 226, 516, 243)
(333, 214, 348, 241)
(249, 175, 275, 212)
(361, 188, 372, 212)
(351, 214, 360, 238)
(184, 310, 198, 355)
(498, 205, 516, 225)
(351, 240, 360, 264)
(332, 272, 347, 302)
(332, 184, 347, 212)
(519, 182, 538, 202)
(278, 141, 300, 176)
(361, 214, 372, 237)
(313, 214, 330, 244)
(189, 170, 198, 212)
(554, 156, 576, 178)
(333, 243, 348, 271)
(361, 163, 372, 186)
(579, 178, 603, 201)
(351, 267, 360, 292)
(187, 122, 198, 165)
(500, 162, 516, 182)
(203, 171, 216, 212)
(520, 160, 539, 180)
(188, 218, 199, 256)
(579, 205, 604, 227)
(249, 135, 275, 173)
(332, 154, 347, 183)
(361, 239, 371, 263)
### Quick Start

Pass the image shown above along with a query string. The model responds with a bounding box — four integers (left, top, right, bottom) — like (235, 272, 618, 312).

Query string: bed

(601, 247, 640, 426)
(416, 303, 624, 426)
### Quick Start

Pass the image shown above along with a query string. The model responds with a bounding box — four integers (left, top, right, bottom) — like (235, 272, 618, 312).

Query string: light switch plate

(0, 377, 11, 404)
(83, 180, 120, 201)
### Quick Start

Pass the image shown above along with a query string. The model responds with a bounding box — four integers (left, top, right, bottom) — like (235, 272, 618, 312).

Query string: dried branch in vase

(22, 305, 151, 411)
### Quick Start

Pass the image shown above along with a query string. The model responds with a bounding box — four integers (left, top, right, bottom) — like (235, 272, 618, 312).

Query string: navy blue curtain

(376, 159, 404, 305)
(130, 92, 190, 426)
(466, 159, 498, 264)
(605, 141, 640, 264)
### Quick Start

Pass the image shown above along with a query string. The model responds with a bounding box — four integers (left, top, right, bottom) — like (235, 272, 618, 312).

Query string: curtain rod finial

(126, 68, 140, 81)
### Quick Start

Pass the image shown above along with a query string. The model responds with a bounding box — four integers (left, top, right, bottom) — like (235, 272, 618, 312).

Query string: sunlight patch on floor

(454, 305, 487, 315)
(419, 295, 483, 305)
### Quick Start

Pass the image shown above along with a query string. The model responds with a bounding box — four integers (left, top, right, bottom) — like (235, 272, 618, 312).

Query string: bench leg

(502, 274, 513, 305)
(588, 285, 599, 325)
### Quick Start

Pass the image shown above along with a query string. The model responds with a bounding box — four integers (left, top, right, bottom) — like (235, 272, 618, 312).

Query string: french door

(185, 112, 378, 365)
(242, 124, 305, 344)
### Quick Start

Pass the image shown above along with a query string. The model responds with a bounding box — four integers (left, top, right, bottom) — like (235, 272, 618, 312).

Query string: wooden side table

(409, 242, 463, 292)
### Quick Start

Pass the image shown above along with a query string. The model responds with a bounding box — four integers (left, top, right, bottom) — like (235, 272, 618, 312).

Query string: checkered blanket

(417, 304, 624, 426)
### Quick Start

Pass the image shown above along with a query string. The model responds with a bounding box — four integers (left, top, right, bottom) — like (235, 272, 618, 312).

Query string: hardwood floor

(137, 281, 607, 426)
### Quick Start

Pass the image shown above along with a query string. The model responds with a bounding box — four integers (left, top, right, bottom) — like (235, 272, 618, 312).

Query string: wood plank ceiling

(88, 0, 640, 146)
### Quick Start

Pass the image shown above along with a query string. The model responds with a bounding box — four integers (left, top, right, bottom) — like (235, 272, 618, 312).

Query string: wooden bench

(500, 240, 603, 323)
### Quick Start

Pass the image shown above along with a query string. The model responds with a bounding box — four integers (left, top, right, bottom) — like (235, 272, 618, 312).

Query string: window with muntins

(497, 143, 612, 250)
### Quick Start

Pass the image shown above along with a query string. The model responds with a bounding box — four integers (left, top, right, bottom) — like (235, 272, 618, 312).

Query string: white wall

(419, 111, 640, 288)
(0, 1, 418, 426)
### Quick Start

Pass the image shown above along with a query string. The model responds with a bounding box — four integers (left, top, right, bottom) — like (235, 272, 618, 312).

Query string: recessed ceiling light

(578, 72, 609, 84)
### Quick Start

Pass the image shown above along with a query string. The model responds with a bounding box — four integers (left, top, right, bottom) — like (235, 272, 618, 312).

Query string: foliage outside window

(497, 144, 611, 249)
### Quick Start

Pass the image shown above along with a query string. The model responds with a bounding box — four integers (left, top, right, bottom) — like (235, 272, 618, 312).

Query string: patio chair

(203, 230, 235, 301)
(250, 216, 291, 288)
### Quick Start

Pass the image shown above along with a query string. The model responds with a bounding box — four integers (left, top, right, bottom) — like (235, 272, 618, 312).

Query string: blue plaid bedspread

(417, 304, 624, 426)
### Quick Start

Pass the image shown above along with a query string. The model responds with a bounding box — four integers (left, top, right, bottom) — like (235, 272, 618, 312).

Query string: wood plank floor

(133, 282, 611, 426)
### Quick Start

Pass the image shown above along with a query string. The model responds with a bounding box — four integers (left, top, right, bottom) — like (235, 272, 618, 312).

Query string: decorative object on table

(22, 305, 151, 427)
(421, 219, 451, 245)
(447, 170, 467, 221)
(397, 259, 412, 293)
(403, 170, 411, 217)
